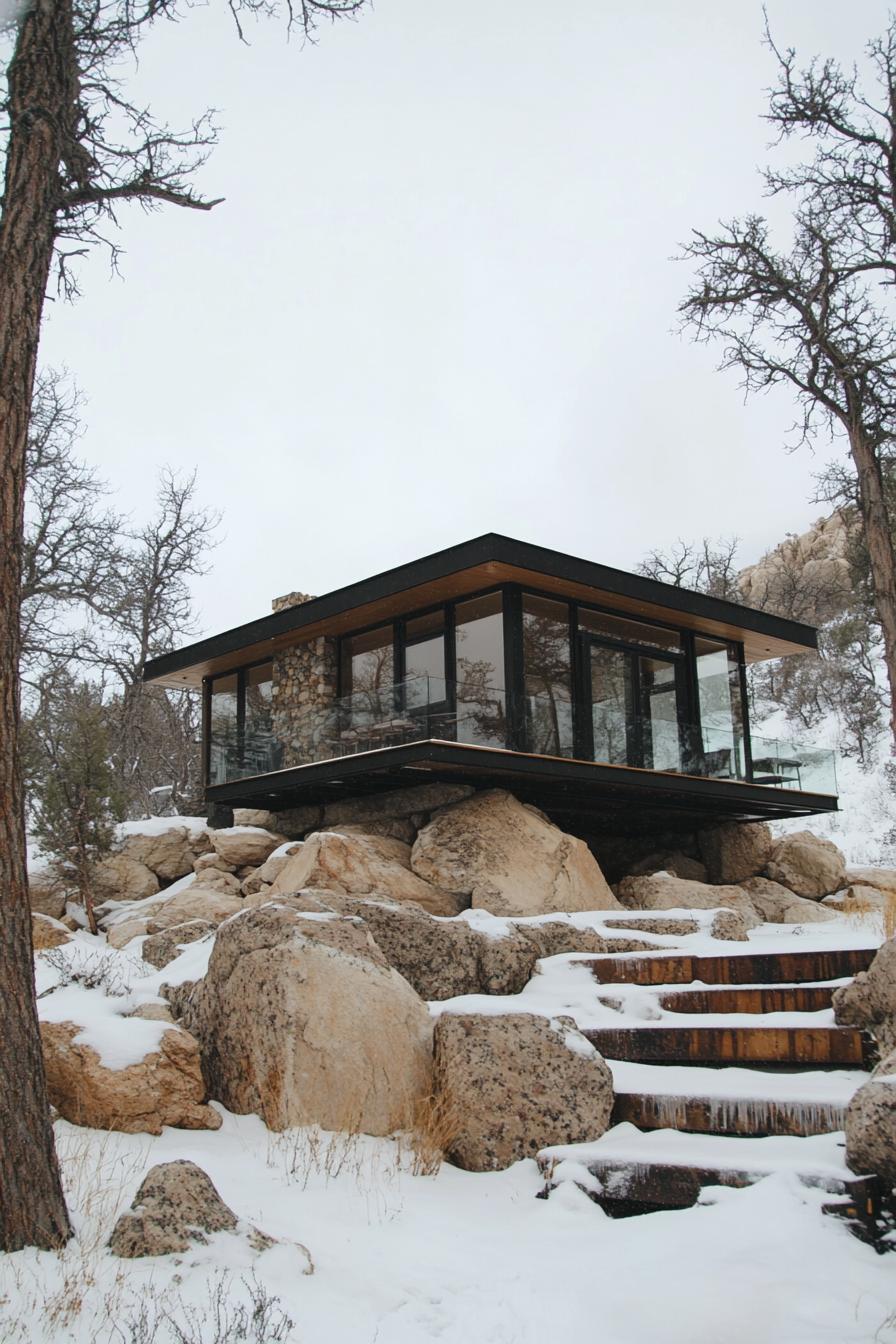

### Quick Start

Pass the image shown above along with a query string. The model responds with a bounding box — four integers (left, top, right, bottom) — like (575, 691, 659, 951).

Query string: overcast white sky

(35, 0, 887, 639)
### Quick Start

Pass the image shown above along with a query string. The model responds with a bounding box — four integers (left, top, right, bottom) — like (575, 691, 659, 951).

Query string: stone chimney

(272, 590, 315, 613)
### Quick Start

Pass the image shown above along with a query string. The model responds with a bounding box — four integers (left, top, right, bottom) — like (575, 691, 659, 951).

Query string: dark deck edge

(205, 739, 838, 826)
(144, 533, 819, 683)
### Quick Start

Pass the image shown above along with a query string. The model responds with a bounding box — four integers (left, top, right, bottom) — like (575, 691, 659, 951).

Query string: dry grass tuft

(403, 1088, 463, 1178)
(843, 887, 896, 942)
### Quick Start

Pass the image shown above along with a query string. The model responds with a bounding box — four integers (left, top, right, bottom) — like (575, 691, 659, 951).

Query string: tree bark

(848, 421, 896, 749)
(0, 0, 74, 1250)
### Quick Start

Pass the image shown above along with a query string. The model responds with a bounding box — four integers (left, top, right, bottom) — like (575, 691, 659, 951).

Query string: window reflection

(455, 592, 506, 748)
(589, 646, 630, 764)
(639, 656, 681, 771)
(523, 594, 573, 756)
(695, 638, 744, 778)
(404, 610, 446, 710)
(209, 672, 239, 785)
(340, 626, 395, 724)
(579, 608, 681, 653)
(244, 662, 281, 776)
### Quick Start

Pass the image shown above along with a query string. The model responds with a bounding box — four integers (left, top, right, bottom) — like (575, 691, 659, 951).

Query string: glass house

(143, 535, 838, 835)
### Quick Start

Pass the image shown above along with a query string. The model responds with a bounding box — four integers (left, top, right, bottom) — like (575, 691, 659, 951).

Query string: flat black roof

(144, 532, 819, 688)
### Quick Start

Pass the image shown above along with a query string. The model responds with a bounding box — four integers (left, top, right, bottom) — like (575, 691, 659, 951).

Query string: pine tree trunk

(849, 422, 896, 751)
(0, 0, 74, 1251)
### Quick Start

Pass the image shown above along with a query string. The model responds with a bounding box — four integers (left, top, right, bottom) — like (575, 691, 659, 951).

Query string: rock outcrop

(189, 902, 433, 1133)
(121, 826, 199, 882)
(844, 1052, 896, 1188)
(92, 855, 160, 904)
(411, 790, 620, 917)
(740, 877, 838, 924)
(41, 1021, 220, 1134)
(698, 822, 774, 885)
(833, 937, 896, 1056)
(615, 873, 760, 920)
(265, 830, 466, 917)
(209, 827, 285, 869)
(141, 920, 215, 970)
(433, 1013, 614, 1172)
(144, 887, 243, 932)
(764, 831, 847, 901)
(31, 914, 73, 950)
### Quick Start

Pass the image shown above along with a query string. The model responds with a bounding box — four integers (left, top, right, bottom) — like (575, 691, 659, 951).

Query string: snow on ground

(1, 1109, 894, 1344)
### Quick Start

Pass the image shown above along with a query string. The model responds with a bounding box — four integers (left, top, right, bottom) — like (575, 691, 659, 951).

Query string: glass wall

(340, 625, 395, 723)
(589, 645, 630, 764)
(454, 592, 506, 748)
(638, 655, 682, 771)
(578, 608, 681, 653)
(404, 610, 447, 711)
(209, 672, 239, 785)
(522, 594, 573, 756)
(209, 662, 280, 784)
(694, 637, 745, 778)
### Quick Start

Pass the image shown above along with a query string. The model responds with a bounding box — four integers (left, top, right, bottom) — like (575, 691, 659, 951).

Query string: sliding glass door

(583, 637, 685, 771)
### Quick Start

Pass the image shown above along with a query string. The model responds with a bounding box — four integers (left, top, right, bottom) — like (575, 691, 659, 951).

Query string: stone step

(584, 1025, 869, 1067)
(585, 947, 875, 988)
(611, 1090, 847, 1137)
(656, 985, 836, 1014)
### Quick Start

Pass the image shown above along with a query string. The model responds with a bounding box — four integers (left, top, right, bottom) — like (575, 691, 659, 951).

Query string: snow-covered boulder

(266, 830, 467, 917)
(845, 1051, 896, 1188)
(698, 822, 774, 885)
(433, 1012, 614, 1172)
(120, 825, 199, 882)
(833, 937, 896, 1056)
(141, 919, 215, 970)
(145, 886, 243, 932)
(209, 826, 286, 868)
(615, 872, 759, 919)
(31, 913, 72, 950)
(410, 789, 620, 917)
(40, 1019, 220, 1134)
(189, 901, 433, 1134)
(741, 877, 838, 924)
(764, 831, 846, 900)
(108, 1161, 310, 1269)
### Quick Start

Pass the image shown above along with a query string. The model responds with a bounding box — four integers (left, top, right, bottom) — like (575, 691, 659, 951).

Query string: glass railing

(210, 674, 837, 795)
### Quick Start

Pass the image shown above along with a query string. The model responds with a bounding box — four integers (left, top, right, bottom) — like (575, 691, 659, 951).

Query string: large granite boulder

(209, 827, 285, 869)
(121, 826, 199, 883)
(40, 1021, 220, 1134)
(698, 822, 774, 885)
(844, 1051, 896, 1188)
(764, 831, 847, 900)
(627, 851, 707, 883)
(740, 876, 838, 924)
(92, 855, 160, 904)
(833, 937, 896, 1056)
(410, 789, 620, 917)
(433, 1013, 614, 1172)
(265, 830, 466, 917)
(615, 873, 759, 920)
(108, 1161, 309, 1268)
(145, 886, 243, 933)
(844, 867, 896, 898)
(189, 902, 433, 1134)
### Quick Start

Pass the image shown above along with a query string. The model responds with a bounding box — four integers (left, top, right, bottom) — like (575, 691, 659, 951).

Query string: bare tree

(21, 369, 123, 681)
(0, 0, 368, 1250)
(679, 17, 896, 748)
(637, 536, 743, 600)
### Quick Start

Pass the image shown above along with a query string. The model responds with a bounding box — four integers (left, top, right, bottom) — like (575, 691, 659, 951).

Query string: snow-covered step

(537, 1124, 858, 1211)
(608, 1058, 867, 1136)
(584, 1024, 868, 1067)
(585, 947, 876, 987)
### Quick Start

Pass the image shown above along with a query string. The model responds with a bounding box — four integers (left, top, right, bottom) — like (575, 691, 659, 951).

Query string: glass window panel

(243, 661, 281, 776)
(454, 592, 506, 748)
(341, 626, 395, 723)
(639, 656, 682, 772)
(589, 646, 630, 765)
(523, 594, 573, 757)
(579, 608, 681, 653)
(695, 637, 744, 778)
(209, 672, 239, 785)
(404, 634, 446, 708)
